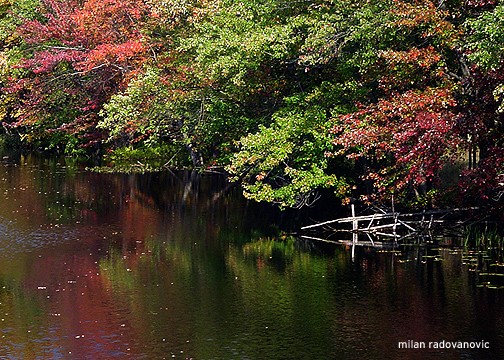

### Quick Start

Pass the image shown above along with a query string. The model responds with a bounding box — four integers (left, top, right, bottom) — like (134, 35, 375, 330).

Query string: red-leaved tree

(331, 87, 461, 204)
(4, 0, 150, 151)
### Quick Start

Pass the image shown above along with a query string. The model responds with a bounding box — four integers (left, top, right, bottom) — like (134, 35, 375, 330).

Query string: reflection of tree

(96, 234, 343, 358)
(3, 150, 502, 358)
(0, 247, 145, 358)
(1, 150, 287, 246)
(0, 275, 48, 358)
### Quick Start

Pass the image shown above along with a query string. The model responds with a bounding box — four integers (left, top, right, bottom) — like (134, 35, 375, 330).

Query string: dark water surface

(0, 152, 503, 359)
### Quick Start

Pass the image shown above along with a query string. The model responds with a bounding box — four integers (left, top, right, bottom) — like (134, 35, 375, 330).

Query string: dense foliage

(1, 0, 503, 211)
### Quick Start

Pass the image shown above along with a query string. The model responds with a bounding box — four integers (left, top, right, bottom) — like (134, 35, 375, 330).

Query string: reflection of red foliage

(23, 252, 140, 358)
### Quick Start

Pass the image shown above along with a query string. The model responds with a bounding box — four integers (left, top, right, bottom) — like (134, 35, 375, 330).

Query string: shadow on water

(0, 150, 503, 359)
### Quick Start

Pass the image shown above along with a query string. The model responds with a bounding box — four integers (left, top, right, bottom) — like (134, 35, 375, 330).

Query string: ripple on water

(0, 218, 83, 258)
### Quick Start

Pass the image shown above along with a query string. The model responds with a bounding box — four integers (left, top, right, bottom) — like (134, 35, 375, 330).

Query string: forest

(0, 0, 503, 213)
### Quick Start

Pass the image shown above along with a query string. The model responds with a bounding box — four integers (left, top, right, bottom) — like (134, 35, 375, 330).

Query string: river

(0, 151, 502, 359)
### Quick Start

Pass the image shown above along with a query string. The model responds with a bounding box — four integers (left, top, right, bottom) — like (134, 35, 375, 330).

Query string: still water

(0, 152, 503, 359)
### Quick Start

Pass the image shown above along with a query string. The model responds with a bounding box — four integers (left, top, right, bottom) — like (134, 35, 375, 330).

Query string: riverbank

(1, 139, 503, 229)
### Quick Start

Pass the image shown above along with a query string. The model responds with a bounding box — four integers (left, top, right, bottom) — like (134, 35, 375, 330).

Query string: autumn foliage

(331, 87, 461, 200)
(19, 0, 148, 74)
(0, 0, 503, 212)
(2, 0, 151, 151)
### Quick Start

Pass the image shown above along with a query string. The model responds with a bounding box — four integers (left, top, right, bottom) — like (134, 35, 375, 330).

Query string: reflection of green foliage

(242, 236, 298, 258)
(99, 249, 138, 291)
(28, 156, 84, 223)
(160, 242, 194, 275)
(223, 236, 337, 359)
(0, 277, 51, 358)
(230, 236, 332, 278)
(96, 233, 340, 358)
(45, 199, 78, 223)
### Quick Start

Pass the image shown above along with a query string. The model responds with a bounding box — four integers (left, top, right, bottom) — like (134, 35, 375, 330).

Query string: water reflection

(0, 152, 503, 359)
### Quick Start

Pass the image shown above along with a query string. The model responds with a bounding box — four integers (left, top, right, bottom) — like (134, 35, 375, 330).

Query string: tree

(100, 0, 326, 167)
(1, 0, 502, 213)
(461, 3, 504, 208)
(0, 0, 41, 132)
(228, 0, 463, 208)
(327, 0, 504, 209)
(2, 0, 150, 153)
(227, 91, 351, 208)
(332, 87, 461, 205)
